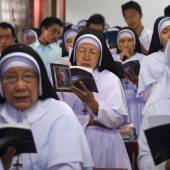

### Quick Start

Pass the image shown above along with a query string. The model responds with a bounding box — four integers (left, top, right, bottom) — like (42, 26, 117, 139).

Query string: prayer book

(144, 115, 170, 165)
(0, 124, 37, 156)
(115, 60, 140, 78)
(50, 63, 98, 92)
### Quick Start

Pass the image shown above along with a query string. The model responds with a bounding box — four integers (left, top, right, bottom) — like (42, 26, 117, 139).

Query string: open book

(0, 124, 37, 156)
(144, 115, 170, 165)
(50, 63, 98, 92)
(115, 60, 140, 78)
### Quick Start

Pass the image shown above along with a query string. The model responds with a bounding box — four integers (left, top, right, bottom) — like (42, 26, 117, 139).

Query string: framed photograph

(50, 63, 72, 92)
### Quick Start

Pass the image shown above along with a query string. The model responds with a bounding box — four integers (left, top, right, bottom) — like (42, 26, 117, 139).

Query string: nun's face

(118, 37, 135, 56)
(1, 67, 39, 110)
(76, 43, 100, 69)
(65, 36, 76, 53)
(160, 25, 170, 50)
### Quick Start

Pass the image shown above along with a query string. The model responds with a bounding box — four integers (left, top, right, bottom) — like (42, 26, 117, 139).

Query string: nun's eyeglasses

(2, 72, 37, 84)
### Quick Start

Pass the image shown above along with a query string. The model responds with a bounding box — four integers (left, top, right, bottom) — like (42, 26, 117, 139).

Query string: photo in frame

(50, 63, 72, 91)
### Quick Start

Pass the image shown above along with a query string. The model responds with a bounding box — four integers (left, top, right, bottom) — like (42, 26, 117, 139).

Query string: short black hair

(87, 14, 105, 28)
(121, 1, 142, 16)
(0, 22, 16, 38)
(40, 17, 63, 30)
(164, 5, 170, 16)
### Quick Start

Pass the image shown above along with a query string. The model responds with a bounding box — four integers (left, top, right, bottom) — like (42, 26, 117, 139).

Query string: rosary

(13, 155, 22, 170)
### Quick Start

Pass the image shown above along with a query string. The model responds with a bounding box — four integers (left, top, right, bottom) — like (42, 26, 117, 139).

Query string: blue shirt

(30, 41, 62, 81)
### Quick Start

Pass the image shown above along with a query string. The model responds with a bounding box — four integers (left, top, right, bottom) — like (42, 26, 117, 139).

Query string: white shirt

(139, 28, 152, 51)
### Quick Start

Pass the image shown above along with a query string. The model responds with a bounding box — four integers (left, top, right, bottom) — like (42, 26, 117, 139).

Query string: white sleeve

(138, 112, 166, 170)
(95, 76, 129, 129)
(0, 160, 3, 170)
(49, 163, 92, 170)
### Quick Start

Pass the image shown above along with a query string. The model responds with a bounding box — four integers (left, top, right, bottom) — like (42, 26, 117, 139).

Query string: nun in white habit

(0, 44, 93, 170)
(138, 40, 170, 170)
(137, 16, 170, 101)
(60, 29, 132, 169)
(113, 27, 145, 136)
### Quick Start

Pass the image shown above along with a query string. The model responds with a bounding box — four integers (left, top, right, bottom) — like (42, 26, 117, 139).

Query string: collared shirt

(0, 98, 93, 170)
(139, 28, 152, 51)
(30, 41, 62, 81)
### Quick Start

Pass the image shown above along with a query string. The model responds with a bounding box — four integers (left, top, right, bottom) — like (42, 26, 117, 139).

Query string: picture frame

(50, 63, 72, 92)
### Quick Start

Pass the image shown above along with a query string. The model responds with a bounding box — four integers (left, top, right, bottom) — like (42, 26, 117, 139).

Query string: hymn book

(0, 124, 37, 156)
(50, 63, 98, 92)
(144, 115, 170, 165)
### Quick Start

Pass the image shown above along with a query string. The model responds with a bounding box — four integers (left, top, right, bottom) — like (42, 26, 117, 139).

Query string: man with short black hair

(31, 17, 63, 81)
(164, 5, 170, 16)
(0, 22, 16, 55)
(121, 1, 152, 54)
(86, 14, 105, 32)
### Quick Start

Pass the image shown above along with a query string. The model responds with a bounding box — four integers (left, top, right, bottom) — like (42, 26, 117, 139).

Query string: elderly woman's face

(75, 43, 100, 69)
(1, 67, 38, 110)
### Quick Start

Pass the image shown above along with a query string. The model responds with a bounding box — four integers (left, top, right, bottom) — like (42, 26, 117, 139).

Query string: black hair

(87, 14, 105, 29)
(121, 1, 142, 16)
(0, 44, 59, 103)
(0, 22, 17, 38)
(40, 17, 63, 31)
(164, 5, 170, 16)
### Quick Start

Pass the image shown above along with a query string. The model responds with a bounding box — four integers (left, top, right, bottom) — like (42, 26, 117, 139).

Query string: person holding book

(137, 16, 170, 101)
(138, 40, 170, 170)
(113, 27, 145, 136)
(60, 28, 132, 169)
(0, 44, 93, 170)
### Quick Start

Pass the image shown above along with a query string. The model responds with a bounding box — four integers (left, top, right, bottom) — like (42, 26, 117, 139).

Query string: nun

(137, 16, 170, 101)
(113, 27, 145, 136)
(138, 40, 170, 170)
(60, 29, 132, 169)
(63, 27, 79, 58)
(0, 44, 93, 170)
(23, 29, 38, 45)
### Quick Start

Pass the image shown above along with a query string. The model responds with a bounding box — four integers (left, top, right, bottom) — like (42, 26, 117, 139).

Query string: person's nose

(83, 50, 91, 60)
(14, 78, 27, 91)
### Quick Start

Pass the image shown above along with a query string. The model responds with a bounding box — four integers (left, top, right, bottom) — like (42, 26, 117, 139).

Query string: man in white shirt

(121, 1, 152, 55)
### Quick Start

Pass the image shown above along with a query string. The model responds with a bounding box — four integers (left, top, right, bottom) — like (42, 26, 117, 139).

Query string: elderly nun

(0, 44, 93, 170)
(113, 27, 145, 136)
(137, 16, 170, 101)
(138, 40, 170, 170)
(60, 28, 132, 169)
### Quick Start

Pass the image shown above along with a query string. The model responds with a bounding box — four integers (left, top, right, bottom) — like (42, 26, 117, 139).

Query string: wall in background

(66, 0, 170, 30)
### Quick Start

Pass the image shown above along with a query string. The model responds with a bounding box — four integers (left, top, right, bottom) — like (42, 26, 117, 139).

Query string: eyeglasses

(2, 72, 37, 84)
(77, 49, 99, 56)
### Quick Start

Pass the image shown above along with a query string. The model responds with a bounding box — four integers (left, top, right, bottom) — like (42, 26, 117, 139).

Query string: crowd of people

(0, 1, 170, 170)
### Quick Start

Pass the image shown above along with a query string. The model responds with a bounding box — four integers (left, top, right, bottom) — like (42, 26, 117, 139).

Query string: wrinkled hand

(166, 159, 170, 170)
(124, 69, 138, 86)
(120, 49, 131, 61)
(71, 81, 99, 113)
(2, 146, 16, 170)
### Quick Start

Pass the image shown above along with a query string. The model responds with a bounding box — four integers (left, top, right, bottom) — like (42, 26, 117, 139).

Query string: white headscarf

(158, 17, 170, 41)
(0, 52, 42, 97)
(117, 29, 136, 50)
(73, 34, 103, 66)
(142, 40, 170, 115)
